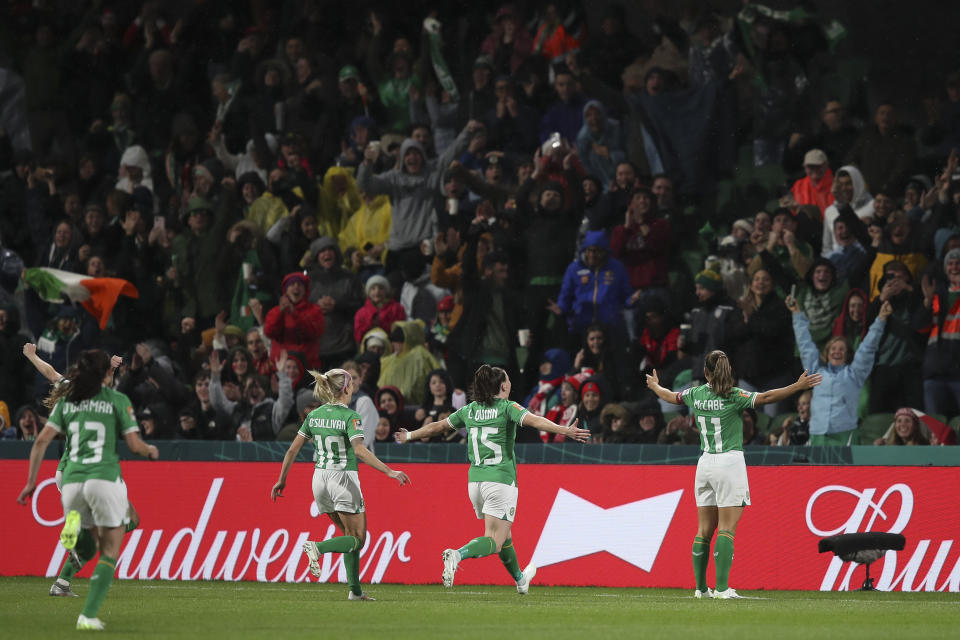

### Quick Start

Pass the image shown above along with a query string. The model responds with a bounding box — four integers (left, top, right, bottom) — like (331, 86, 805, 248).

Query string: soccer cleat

(348, 591, 376, 601)
(60, 510, 81, 550)
(76, 614, 105, 630)
(694, 588, 714, 599)
(67, 549, 83, 572)
(516, 564, 537, 595)
(302, 542, 321, 578)
(712, 588, 743, 599)
(441, 548, 461, 588)
(49, 581, 79, 597)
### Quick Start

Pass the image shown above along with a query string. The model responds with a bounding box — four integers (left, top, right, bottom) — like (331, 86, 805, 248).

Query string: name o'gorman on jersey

(694, 398, 724, 411)
(468, 407, 499, 421)
(309, 418, 348, 430)
(63, 399, 113, 414)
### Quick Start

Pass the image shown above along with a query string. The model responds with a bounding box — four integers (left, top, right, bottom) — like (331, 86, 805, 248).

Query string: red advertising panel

(4, 462, 959, 591)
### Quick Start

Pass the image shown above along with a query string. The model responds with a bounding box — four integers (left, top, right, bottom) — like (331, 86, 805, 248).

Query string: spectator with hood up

(576, 100, 626, 189)
(263, 272, 325, 369)
(822, 165, 874, 256)
(306, 236, 364, 368)
(795, 258, 849, 349)
(377, 320, 439, 406)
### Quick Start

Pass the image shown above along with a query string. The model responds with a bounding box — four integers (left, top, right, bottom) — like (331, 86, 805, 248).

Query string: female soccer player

(271, 368, 410, 601)
(16, 342, 139, 600)
(18, 349, 158, 630)
(646, 351, 821, 599)
(395, 364, 590, 593)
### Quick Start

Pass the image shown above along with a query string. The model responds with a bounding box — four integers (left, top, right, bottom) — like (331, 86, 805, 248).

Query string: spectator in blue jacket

(576, 100, 626, 190)
(549, 230, 635, 347)
(787, 293, 892, 446)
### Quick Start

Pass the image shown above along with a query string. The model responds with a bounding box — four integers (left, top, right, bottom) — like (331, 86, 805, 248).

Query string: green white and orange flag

(23, 267, 139, 330)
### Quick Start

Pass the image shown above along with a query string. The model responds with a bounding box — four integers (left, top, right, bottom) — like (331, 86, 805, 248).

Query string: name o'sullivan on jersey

(308, 418, 349, 430)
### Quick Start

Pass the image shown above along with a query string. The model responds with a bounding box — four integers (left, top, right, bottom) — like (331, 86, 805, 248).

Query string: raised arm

(352, 438, 410, 485)
(786, 296, 820, 371)
(22, 343, 61, 383)
(645, 369, 683, 405)
(395, 418, 451, 442)
(849, 301, 891, 385)
(755, 370, 822, 406)
(521, 414, 591, 441)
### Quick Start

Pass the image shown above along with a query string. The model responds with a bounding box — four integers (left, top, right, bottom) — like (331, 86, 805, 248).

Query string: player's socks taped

(314, 535, 361, 554)
(458, 536, 497, 560)
(714, 530, 735, 592)
(343, 550, 362, 596)
(498, 538, 523, 581)
(692, 536, 711, 593)
(81, 555, 116, 618)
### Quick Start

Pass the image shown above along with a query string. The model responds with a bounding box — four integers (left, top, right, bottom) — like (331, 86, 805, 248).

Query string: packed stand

(1, 1, 958, 448)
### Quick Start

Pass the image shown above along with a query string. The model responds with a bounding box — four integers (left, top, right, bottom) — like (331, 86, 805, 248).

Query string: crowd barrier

(4, 455, 958, 592)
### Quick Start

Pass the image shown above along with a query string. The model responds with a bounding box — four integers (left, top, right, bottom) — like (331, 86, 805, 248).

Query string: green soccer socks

(498, 539, 523, 581)
(458, 536, 497, 560)
(692, 536, 711, 593)
(343, 550, 362, 597)
(313, 536, 361, 554)
(81, 556, 116, 618)
(714, 530, 735, 592)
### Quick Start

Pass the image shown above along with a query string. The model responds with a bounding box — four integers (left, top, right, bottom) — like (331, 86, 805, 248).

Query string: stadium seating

(858, 413, 895, 445)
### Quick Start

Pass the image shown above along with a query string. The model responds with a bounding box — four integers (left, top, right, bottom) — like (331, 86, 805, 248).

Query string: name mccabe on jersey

(694, 398, 725, 411)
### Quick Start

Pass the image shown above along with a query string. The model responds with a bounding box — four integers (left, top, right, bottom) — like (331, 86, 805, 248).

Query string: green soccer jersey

(447, 398, 528, 486)
(678, 384, 758, 453)
(298, 403, 364, 471)
(46, 386, 140, 484)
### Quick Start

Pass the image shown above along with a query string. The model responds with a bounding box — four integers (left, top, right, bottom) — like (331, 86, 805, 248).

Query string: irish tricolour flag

(23, 267, 139, 329)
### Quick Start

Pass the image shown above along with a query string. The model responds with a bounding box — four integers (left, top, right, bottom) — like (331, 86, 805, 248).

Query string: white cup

(242, 263, 253, 280)
(517, 329, 531, 346)
(447, 198, 459, 215)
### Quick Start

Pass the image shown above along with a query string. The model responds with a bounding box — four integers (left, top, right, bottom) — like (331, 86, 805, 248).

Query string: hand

(414, 408, 426, 422)
(22, 343, 37, 359)
(796, 369, 823, 390)
(122, 210, 141, 236)
(921, 274, 935, 304)
(215, 310, 227, 334)
(110, 354, 123, 369)
(434, 232, 448, 255)
(271, 481, 285, 501)
(563, 419, 591, 443)
(394, 428, 411, 444)
(279, 295, 293, 312)
(181, 317, 196, 334)
(237, 425, 253, 441)
(766, 229, 780, 251)
(17, 483, 36, 505)
(867, 225, 882, 247)
(318, 295, 335, 313)
(562, 149, 577, 170)
(146, 444, 159, 460)
(249, 298, 263, 323)
(274, 349, 288, 374)
(782, 229, 796, 249)
(878, 300, 893, 320)
(363, 143, 379, 164)
(879, 279, 905, 302)
(208, 120, 223, 145)
(645, 369, 661, 389)
(546, 298, 563, 315)
(785, 295, 800, 314)
(369, 11, 382, 36)
(209, 349, 224, 374)
(466, 119, 484, 134)
(388, 469, 411, 485)
(573, 348, 585, 369)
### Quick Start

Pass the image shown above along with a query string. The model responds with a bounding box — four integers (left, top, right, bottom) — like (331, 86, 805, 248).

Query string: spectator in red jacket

(263, 273, 325, 368)
(788, 148, 834, 218)
(353, 275, 406, 345)
(610, 186, 671, 294)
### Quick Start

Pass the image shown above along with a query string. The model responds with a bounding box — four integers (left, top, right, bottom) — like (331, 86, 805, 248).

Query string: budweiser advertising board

(4, 461, 959, 591)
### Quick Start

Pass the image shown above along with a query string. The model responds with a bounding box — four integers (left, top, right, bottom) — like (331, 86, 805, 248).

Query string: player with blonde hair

(271, 367, 410, 600)
(647, 351, 821, 599)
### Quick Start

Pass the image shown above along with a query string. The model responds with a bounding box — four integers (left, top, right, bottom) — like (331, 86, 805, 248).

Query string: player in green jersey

(395, 364, 590, 593)
(272, 367, 410, 601)
(647, 350, 821, 599)
(16, 342, 143, 600)
(18, 349, 158, 630)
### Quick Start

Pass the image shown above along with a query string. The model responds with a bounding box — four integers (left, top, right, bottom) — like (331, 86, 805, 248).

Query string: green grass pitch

(4, 577, 958, 639)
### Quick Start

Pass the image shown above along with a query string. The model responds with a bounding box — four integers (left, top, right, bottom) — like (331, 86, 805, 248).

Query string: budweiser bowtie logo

(530, 488, 683, 570)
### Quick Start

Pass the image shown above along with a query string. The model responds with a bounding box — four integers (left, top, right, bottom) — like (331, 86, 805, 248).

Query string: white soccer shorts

(468, 481, 519, 522)
(312, 469, 365, 514)
(61, 477, 129, 528)
(694, 450, 751, 508)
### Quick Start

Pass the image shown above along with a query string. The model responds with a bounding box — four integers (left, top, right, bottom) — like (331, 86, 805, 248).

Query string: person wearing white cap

(787, 148, 834, 216)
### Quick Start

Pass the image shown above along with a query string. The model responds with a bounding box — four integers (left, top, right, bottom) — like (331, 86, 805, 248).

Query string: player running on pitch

(395, 364, 590, 593)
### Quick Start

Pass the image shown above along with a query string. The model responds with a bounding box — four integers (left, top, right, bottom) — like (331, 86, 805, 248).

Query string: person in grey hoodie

(822, 165, 874, 256)
(787, 292, 892, 445)
(306, 236, 364, 368)
(357, 120, 484, 276)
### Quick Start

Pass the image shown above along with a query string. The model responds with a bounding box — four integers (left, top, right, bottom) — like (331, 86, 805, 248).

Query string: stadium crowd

(0, 1, 958, 447)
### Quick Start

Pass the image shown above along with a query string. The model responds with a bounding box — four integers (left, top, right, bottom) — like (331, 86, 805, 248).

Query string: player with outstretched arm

(646, 351, 821, 599)
(271, 368, 410, 601)
(18, 349, 159, 630)
(395, 364, 590, 593)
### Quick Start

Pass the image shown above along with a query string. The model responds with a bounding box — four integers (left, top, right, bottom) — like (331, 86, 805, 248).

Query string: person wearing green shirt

(17, 343, 142, 601)
(271, 368, 410, 601)
(646, 351, 821, 600)
(18, 349, 158, 631)
(396, 364, 590, 593)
